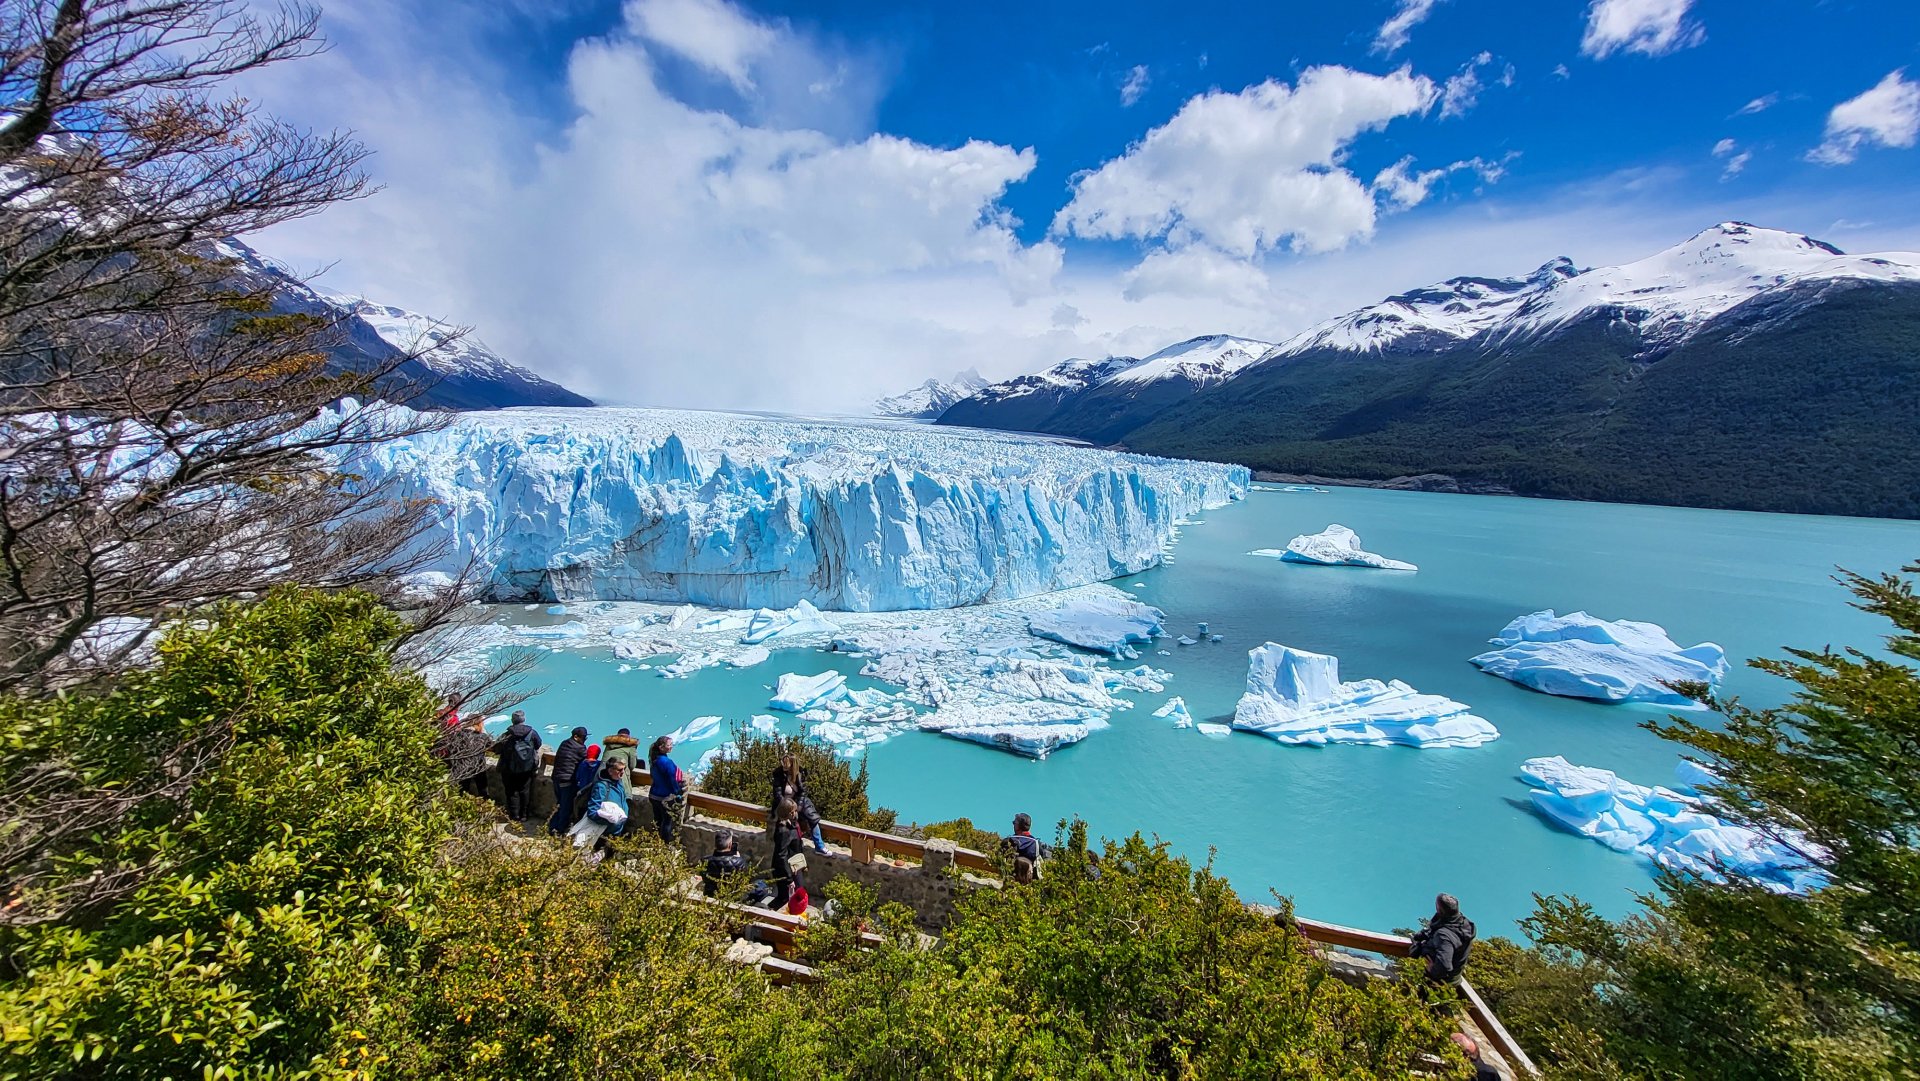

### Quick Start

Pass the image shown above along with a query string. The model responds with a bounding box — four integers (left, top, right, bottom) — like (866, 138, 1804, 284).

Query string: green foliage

(1516, 562, 1920, 1078)
(699, 728, 897, 831)
(917, 816, 1004, 855)
(385, 832, 773, 1079)
(0, 587, 451, 1079)
(751, 830, 1462, 1078)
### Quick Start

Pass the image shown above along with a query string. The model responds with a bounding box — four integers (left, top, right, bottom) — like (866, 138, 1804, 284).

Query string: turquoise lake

(491, 486, 1920, 937)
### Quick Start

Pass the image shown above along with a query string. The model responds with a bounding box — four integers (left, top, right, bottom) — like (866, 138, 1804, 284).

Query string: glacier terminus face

(343, 406, 1248, 610)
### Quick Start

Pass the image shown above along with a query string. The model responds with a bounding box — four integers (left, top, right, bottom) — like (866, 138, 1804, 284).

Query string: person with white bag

(567, 758, 630, 860)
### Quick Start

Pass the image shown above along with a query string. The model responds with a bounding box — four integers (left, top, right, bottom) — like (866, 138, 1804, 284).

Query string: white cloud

(1122, 245, 1275, 306)
(1121, 65, 1150, 107)
(1808, 70, 1920, 165)
(1441, 52, 1494, 119)
(1552, 63, 1571, 79)
(631, 0, 776, 93)
(1711, 138, 1750, 178)
(1373, 0, 1440, 56)
(1735, 92, 1778, 116)
(1580, 0, 1704, 59)
(1372, 154, 1510, 209)
(1052, 66, 1438, 257)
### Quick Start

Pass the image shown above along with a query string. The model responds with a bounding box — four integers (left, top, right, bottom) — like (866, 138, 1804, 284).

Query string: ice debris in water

(546, 604, 569, 615)
(1232, 644, 1498, 748)
(915, 702, 1109, 759)
(728, 646, 771, 668)
(518, 622, 587, 640)
(1027, 595, 1165, 655)
(770, 672, 848, 713)
(331, 404, 1246, 609)
(1196, 723, 1231, 737)
(1520, 756, 1823, 893)
(1471, 610, 1727, 705)
(1153, 697, 1195, 728)
(1250, 524, 1416, 571)
(749, 714, 780, 734)
(742, 600, 837, 645)
(669, 715, 724, 744)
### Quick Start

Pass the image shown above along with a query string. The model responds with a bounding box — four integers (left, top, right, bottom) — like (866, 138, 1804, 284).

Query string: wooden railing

(545, 751, 1538, 1075)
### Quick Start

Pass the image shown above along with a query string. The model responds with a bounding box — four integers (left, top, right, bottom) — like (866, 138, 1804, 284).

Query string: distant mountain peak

(873, 368, 991, 419)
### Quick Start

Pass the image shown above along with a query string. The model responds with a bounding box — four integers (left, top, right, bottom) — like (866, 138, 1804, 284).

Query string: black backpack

(508, 727, 541, 773)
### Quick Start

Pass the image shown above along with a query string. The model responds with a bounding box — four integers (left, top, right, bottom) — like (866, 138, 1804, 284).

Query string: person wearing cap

(1409, 893, 1477, 984)
(547, 726, 591, 834)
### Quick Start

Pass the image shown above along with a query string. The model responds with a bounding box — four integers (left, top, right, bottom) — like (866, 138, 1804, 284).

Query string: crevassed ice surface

(342, 406, 1247, 609)
(1471, 610, 1728, 704)
(1233, 643, 1499, 747)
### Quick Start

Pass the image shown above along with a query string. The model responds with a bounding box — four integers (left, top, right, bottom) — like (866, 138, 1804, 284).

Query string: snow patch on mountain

(873, 369, 989, 419)
(1103, 335, 1274, 386)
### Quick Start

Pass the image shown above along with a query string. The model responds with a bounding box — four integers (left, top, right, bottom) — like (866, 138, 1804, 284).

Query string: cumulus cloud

(1580, 0, 1704, 59)
(1373, 0, 1440, 56)
(1121, 65, 1150, 106)
(633, 0, 776, 92)
(1735, 92, 1778, 116)
(1052, 66, 1438, 257)
(1122, 245, 1275, 305)
(1808, 70, 1920, 165)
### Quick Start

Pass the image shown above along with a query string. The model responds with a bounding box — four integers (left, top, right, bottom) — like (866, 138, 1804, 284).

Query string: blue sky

(249, 0, 1920, 410)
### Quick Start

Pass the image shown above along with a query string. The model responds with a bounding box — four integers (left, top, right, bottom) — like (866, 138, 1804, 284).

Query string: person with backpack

(1001, 812, 1042, 883)
(490, 709, 543, 823)
(547, 727, 590, 834)
(769, 798, 807, 911)
(702, 830, 749, 898)
(647, 735, 687, 844)
(1409, 893, 1477, 985)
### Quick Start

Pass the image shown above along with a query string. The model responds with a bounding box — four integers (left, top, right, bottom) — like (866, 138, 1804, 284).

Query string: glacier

(334, 405, 1247, 610)
(1233, 644, 1498, 748)
(1520, 756, 1823, 893)
(1250, 525, 1415, 571)
(1471, 610, 1727, 705)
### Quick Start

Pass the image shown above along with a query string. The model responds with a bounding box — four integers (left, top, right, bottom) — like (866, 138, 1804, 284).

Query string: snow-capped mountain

(1265, 222, 1920, 360)
(204, 238, 592, 411)
(1105, 334, 1274, 386)
(872, 368, 989, 419)
(940, 223, 1920, 517)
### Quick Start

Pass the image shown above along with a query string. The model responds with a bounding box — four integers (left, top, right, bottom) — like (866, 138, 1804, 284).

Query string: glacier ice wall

(341, 406, 1247, 610)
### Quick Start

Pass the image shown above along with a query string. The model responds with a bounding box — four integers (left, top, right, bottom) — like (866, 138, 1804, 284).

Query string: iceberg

(1196, 722, 1231, 737)
(1232, 644, 1498, 748)
(1153, 697, 1195, 728)
(749, 714, 780, 734)
(332, 405, 1247, 610)
(770, 671, 849, 713)
(691, 741, 738, 779)
(1471, 610, 1727, 704)
(1519, 756, 1822, 893)
(916, 702, 1109, 759)
(1251, 524, 1415, 571)
(669, 715, 724, 744)
(742, 600, 838, 644)
(1027, 595, 1165, 654)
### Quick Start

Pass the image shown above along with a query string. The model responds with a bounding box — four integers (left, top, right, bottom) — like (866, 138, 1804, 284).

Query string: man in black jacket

(491, 710, 543, 823)
(702, 830, 750, 898)
(547, 727, 589, 834)
(1409, 893, 1476, 984)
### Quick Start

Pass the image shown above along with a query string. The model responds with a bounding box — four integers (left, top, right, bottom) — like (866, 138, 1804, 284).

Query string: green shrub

(699, 729, 896, 831)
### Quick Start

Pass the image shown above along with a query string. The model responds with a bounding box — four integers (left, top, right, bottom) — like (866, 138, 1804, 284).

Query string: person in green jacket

(601, 727, 641, 793)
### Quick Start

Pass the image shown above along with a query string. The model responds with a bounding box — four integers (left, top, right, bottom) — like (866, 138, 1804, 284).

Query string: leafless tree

(0, 0, 463, 692)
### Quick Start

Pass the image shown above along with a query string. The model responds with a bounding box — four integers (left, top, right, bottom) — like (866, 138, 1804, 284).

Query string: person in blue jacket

(647, 735, 687, 844)
(575, 758, 630, 861)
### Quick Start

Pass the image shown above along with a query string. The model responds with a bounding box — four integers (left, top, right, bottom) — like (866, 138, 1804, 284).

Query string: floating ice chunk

(1157, 649, 1171, 656)
(668, 604, 699, 629)
(1253, 524, 1416, 571)
(1027, 595, 1165, 655)
(749, 714, 780, 734)
(617, 663, 632, 673)
(809, 720, 862, 749)
(1670, 758, 1718, 795)
(729, 647, 772, 668)
(546, 604, 569, 615)
(1153, 697, 1195, 728)
(670, 715, 724, 744)
(658, 651, 724, 678)
(770, 671, 848, 712)
(917, 702, 1108, 759)
(608, 620, 655, 638)
(1232, 644, 1498, 748)
(742, 600, 838, 645)
(797, 708, 834, 723)
(1177, 635, 1198, 646)
(523, 603, 540, 611)
(518, 622, 587, 639)
(1519, 756, 1823, 893)
(691, 741, 738, 780)
(1471, 610, 1728, 705)
(695, 613, 751, 633)
(1197, 622, 1209, 635)
(1196, 722, 1231, 737)
(1208, 634, 1224, 643)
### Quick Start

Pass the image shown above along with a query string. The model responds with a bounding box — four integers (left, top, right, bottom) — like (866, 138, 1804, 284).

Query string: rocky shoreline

(1253, 471, 1517, 496)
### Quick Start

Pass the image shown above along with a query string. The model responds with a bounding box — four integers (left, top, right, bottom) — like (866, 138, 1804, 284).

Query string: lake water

(489, 486, 1920, 937)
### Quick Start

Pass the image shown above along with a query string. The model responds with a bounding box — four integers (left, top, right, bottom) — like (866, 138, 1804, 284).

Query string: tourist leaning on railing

(548, 727, 590, 835)
(491, 710, 544, 823)
(770, 798, 808, 910)
(1409, 893, 1477, 985)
